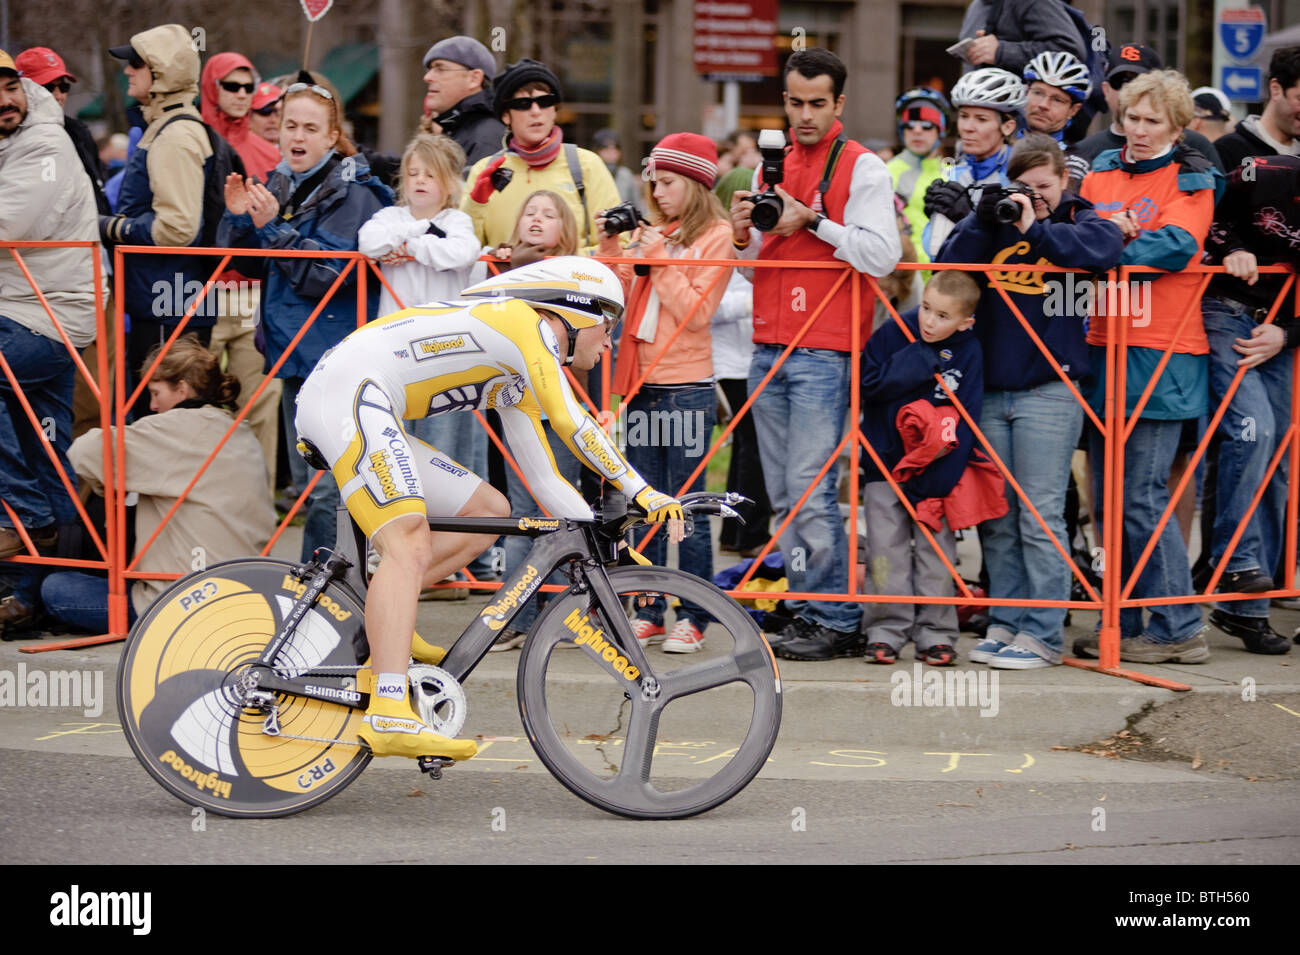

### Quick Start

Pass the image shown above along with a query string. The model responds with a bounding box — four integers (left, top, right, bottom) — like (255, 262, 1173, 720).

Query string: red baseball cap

(251, 82, 283, 112)
(15, 47, 76, 87)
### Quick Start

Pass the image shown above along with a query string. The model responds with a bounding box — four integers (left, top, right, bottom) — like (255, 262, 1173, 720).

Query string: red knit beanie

(648, 133, 719, 188)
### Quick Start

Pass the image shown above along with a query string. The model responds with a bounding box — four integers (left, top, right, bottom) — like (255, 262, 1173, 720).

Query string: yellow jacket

(462, 144, 624, 255)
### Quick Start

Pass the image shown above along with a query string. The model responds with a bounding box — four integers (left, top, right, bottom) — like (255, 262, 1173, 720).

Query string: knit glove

(470, 155, 508, 204)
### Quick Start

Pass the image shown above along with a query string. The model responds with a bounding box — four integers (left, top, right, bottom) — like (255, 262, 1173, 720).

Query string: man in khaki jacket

(100, 24, 215, 417)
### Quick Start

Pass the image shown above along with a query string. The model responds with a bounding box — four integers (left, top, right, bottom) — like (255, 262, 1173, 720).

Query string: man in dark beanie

(421, 35, 504, 171)
(461, 57, 619, 253)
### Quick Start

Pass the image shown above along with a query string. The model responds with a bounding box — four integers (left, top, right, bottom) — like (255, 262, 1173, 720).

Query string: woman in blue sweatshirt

(936, 133, 1124, 669)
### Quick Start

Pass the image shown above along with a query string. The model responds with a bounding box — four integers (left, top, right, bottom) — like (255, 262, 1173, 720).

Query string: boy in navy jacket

(860, 270, 983, 665)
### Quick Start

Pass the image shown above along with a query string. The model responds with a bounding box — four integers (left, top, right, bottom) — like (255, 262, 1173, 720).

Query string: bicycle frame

(249, 493, 743, 705)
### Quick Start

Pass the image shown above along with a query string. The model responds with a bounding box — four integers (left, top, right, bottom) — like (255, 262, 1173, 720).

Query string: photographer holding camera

(935, 133, 1124, 669)
(729, 48, 902, 661)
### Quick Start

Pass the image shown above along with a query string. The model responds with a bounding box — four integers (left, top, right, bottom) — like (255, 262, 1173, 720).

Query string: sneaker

(630, 618, 666, 648)
(968, 638, 1007, 664)
(1209, 610, 1291, 655)
(988, 644, 1053, 669)
(487, 628, 527, 652)
(357, 696, 478, 760)
(663, 619, 705, 653)
(1217, 568, 1275, 593)
(1117, 631, 1211, 664)
(767, 614, 816, 650)
(917, 643, 957, 666)
(775, 623, 866, 661)
(0, 524, 56, 559)
(864, 642, 898, 665)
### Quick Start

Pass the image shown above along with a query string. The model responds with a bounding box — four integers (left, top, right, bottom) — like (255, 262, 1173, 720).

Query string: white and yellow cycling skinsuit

(295, 297, 648, 539)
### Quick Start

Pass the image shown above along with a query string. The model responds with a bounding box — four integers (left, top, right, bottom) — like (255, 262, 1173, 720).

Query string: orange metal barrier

(6, 241, 1297, 692)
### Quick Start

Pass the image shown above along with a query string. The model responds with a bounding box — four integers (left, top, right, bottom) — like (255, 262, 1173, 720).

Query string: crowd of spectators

(2, 13, 1299, 673)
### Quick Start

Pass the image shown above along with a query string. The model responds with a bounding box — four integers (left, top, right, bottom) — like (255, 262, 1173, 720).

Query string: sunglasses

(220, 80, 256, 94)
(45, 79, 72, 94)
(286, 81, 333, 100)
(903, 121, 937, 132)
(504, 93, 559, 112)
(252, 102, 281, 116)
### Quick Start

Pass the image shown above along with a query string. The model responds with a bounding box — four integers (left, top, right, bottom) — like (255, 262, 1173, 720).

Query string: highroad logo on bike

(280, 575, 353, 621)
(480, 564, 542, 631)
(563, 609, 641, 682)
(158, 749, 233, 799)
(516, 517, 560, 531)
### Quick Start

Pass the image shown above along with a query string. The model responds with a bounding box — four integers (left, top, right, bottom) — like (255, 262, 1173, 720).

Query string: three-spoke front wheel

(516, 566, 782, 819)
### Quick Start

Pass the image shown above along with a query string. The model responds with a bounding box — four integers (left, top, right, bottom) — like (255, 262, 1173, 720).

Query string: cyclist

(294, 256, 685, 761)
(1020, 50, 1093, 186)
(888, 87, 950, 264)
(921, 67, 1026, 258)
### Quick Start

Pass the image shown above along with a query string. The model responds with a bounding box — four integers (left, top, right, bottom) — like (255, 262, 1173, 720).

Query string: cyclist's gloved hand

(634, 486, 684, 524)
(923, 180, 972, 221)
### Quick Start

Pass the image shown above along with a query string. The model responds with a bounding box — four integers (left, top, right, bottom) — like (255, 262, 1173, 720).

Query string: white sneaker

(663, 619, 705, 653)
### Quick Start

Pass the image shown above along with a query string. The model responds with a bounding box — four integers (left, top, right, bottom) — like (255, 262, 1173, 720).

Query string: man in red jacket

(730, 48, 902, 660)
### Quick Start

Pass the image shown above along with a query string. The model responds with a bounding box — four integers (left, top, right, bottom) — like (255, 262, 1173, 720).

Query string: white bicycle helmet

(460, 256, 625, 329)
(951, 67, 1027, 114)
(1023, 51, 1092, 103)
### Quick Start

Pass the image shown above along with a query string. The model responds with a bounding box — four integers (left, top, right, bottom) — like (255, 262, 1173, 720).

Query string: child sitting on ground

(859, 270, 989, 666)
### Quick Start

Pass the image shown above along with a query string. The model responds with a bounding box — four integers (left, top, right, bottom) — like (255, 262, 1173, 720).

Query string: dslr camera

(600, 201, 647, 237)
(977, 183, 1040, 227)
(743, 129, 789, 232)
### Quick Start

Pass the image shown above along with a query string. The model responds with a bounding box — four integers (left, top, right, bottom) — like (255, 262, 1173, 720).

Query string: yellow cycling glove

(634, 487, 684, 524)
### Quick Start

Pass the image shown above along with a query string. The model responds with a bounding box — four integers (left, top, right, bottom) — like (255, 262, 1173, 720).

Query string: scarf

(508, 126, 563, 168)
(966, 143, 1010, 183)
(612, 223, 681, 398)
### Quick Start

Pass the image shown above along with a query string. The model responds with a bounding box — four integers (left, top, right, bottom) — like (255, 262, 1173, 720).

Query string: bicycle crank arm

(252, 671, 369, 709)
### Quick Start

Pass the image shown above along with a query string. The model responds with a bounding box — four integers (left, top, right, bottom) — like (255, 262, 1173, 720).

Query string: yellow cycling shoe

(357, 696, 478, 761)
(411, 630, 447, 665)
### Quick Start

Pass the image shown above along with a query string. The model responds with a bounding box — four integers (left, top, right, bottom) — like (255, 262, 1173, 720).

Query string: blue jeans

(625, 384, 716, 629)
(407, 411, 497, 576)
(748, 344, 857, 632)
(505, 419, 581, 633)
(40, 572, 138, 632)
(283, 377, 342, 561)
(1089, 418, 1204, 643)
(979, 382, 1083, 657)
(1204, 296, 1292, 619)
(0, 316, 77, 530)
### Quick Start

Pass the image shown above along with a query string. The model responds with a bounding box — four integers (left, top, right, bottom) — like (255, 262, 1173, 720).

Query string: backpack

(1061, 2, 1109, 125)
(158, 113, 247, 246)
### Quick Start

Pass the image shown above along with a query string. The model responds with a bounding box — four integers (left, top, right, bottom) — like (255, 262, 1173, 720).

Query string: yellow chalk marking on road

(1006, 753, 1035, 774)
(1272, 703, 1300, 719)
(924, 752, 994, 773)
(811, 749, 888, 768)
(35, 722, 123, 741)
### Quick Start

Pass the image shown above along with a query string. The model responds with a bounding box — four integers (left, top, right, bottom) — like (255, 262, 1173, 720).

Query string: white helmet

(951, 67, 1027, 114)
(460, 255, 624, 330)
(1023, 51, 1092, 103)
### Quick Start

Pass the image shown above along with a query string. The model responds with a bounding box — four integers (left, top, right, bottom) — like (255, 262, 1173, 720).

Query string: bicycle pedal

(417, 755, 455, 780)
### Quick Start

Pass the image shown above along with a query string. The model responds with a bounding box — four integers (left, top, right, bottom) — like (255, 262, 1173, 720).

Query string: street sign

(1222, 65, 1263, 100)
(694, 0, 779, 79)
(1218, 7, 1267, 63)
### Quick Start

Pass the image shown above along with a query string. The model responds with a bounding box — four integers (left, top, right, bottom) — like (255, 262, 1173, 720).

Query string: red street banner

(694, 0, 779, 79)
(300, 0, 334, 22)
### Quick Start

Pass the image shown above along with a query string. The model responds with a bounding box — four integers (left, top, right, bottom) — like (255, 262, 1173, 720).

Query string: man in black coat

(422, 36, 505, 174)
(1212, 45, 1300, 172)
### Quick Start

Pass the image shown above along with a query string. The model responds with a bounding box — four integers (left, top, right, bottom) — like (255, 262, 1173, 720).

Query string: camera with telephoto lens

(977, 183, 1040, 227)
(743, 129, 789, 232)
(600, 201, 647, 237)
